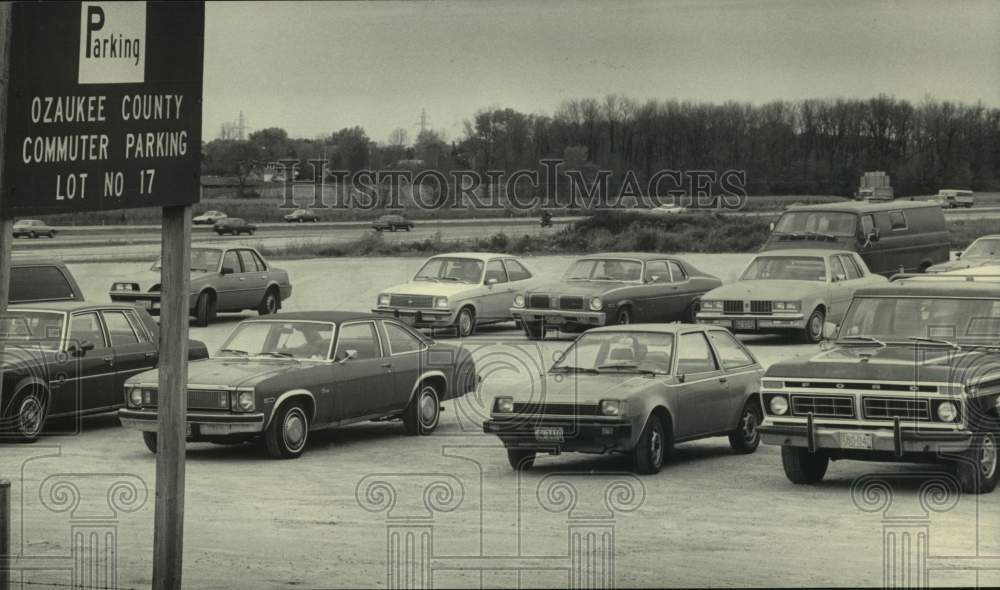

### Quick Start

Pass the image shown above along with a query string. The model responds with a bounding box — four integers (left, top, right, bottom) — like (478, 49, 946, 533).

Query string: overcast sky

(203, 0, 1000, 144)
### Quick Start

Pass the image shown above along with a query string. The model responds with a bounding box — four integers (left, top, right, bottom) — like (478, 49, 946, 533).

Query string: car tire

(194, 292, 216, 327)
(728, 399, 762, 454)
(801, 307, 825, 344)
(633, 414, 670, 475)
(298, 218, 304, 223)
(8, 389, 47, 443)
(616, 306, 633, 325)
(954, 421, 998, 495)
(264, 401, 309, 459)
(403, 382, 441, 436)
(28, 231, 36, 239)
(685, 300, 701, 323)
(142, 432, 158, 454)
(522, 319, 544, 340)
(780, 446, 829, 484)
(257, 287, 280, 316)
(405, 226, 412, 232)
(47, 231, 55, 238)
(507, 449, 536, 471)
(455, 306, 476, 338)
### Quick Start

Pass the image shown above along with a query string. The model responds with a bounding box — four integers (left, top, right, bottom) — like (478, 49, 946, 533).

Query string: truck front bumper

(760, 419, 974, 456)
(510, 308, 607, 328)
(371, 306, 455, 327)
(118, 408, 266, 436)
(483, 418, 633, 454)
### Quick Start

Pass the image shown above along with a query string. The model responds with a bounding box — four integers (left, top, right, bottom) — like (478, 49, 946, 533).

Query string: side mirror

(221, 266, 235, 275)
(867, 229, 880, 243)
(677, 373, 686, 383)
(337, 349, 358, 363)
(956, 251, 963, 259)
(835, 273, 847, 282)
(647, 275, 660, 283)
(769, 222, 775, 232)
(67, 340, 95, 357)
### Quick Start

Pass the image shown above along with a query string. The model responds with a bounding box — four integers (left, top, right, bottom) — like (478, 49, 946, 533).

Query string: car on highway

(12, 219, 56, 239)
(284, 208, 320, 223)
(758, 278, 1000, 494)
(0, 302, 208, 442)
(108, 246, 293, 326)
(372, 214, 414, 232)
(119, 312, 478, 459)
(697, 250, 887, 343)
(512, 253, 720, 340)
(483, 324, 764, 474)
(934, 189, 974, 209)
(214, 217, 257, 236)
(373, 252, 536, 337)
(762, 200, 948, 276)
(926, 235, 1000, 273)
(10, 260, 84, 304)
(193, 210, 228, 225)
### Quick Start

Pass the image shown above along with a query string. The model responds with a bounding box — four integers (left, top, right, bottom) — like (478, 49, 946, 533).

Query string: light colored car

(13, 219, 56, 238)
(372, 252, 536, 337)
(927, 235, 1000, 274)
(108, 246, 292, 326)
(697, 249, 887, 343)
(193, 210, 228, 225)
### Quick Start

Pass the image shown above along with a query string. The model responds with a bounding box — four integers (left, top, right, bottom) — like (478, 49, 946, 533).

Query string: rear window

(11, 266, 77, 303)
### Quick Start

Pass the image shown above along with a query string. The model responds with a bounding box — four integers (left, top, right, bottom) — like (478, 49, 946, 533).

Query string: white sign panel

(78, 1, 147, 84)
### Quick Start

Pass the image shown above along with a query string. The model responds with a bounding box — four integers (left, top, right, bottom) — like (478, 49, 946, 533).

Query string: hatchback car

(13, 219, 56, 238)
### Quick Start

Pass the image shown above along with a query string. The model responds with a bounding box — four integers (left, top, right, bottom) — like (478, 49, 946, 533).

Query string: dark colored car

(284, 208, 319, 223)
(759, 278, 1000, 494)
(214, 217, 256, 236)
(13, 219, 56, 239)
(11, 260, 84, 304)
(372, 214, 414, 232)
(483, 324, 764, 473)
(0, 302, 208, 442)
(119, 312, 478, 459)
(511, 253, 721, 339)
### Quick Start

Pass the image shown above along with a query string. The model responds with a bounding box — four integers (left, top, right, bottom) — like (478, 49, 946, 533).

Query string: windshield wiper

(596, 363, 660, 375)
(838, 336, 886, 348)
(257, 351, 296, 359)
(550, 366, 600, 374)
(438, 276, 463, 282)
(906, 336, 962, 350)
(218, 348, 249, 356)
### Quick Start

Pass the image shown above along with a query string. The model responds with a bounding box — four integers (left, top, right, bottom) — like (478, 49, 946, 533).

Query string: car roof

(10, 258, 69, 268)
(856, 281, 1000, 299)
(429, 252, 515, 261)
(579, 252, 682, 262)
(753, 249, 853, 258)
(783, 200, 937, 214)
(9, 301, 140, 313)
(587, 322, 716, 335)
(254, 311, 383, 323)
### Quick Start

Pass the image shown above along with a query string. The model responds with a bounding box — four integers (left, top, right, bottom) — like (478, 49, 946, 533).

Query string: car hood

(506, 372, 671, 405)
(927, 257, 996, 273)
(127, 357, 305, 389)
(381, 281, 480, 297)
(524, 280, 635, 297)
(704, 280, 828, 301)
(765, 344, 994, 383)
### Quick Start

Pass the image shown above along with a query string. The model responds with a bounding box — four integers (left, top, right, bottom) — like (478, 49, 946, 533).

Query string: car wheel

(194, 292, 216, 327)
(405, 226, 412, 232)
(685, 300, 701, 323)
(403, 383, 441, 435)
(28, 231, 36, 239)
(616, 306, 633, 325)
(47, 232, 55, 238)
(10, 389, 47, 443)
(142, 432, 158, 454)
(954, 422, 998, 494)
(298, 218, 304, 223)
(729, 399, 762, 454)
(264, 401, 309, 459)
(801, 307, 825, 344)
(633, 414, 671, 475)
(522, 319, 544, 340)
(390, 226, 397, 232)
(780, 446, 829, 484)
(257, 287, 280, 315)
(455, 306, 476, 338)
(507, 449, 536, 471)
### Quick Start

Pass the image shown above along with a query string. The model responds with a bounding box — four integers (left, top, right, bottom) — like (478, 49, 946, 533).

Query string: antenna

(416, 108, 428, 135)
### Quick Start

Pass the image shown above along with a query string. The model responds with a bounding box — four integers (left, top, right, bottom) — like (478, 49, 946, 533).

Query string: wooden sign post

(0, 3, 205, 588)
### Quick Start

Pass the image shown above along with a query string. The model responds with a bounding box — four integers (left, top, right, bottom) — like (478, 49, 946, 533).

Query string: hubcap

(743, 410, 758, 444)
(460, 312, 472, 335)
(267, 294, 277, 313)
(650, 428, 663, 466)
(19, 397, 43, 436)
(419, 389, 438, 427)
(810, 315, 823, 338)
(981, 433, 997, 479)
(283, 409, 307, 451)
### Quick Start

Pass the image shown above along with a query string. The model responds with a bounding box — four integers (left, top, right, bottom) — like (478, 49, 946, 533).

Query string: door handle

(144, 351, 156, 359)
(239, 277, 246, 281)
(718, 377, 728, 383)
(102, 355, 114, 363)
(381, 362, 393, 369)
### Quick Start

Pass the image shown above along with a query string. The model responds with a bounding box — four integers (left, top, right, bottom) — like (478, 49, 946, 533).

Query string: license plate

(544, 315, 565, 325)
(185, 423, 193, 437)
(734, 319, 757, 330)
(840, 431, 873, 450)
(535, 426, 564, 442)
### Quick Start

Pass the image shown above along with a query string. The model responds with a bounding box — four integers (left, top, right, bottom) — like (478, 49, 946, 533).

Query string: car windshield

(152, 248, 222, 272)
(218, 321, 335, 360)
(0, 311, 64, 350)
(564, 259, 643, 282)
(414, 257, 483, 283)
(551, 331, 674, 374)
(963, 238, 1000, 258)
(773, 211, 857, 237)
(740, 256, 827, 281)
(839, 296, 1000, 345)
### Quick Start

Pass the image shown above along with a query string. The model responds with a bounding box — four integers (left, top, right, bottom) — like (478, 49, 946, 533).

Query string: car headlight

(773, 301, 801, 312)
(769, 395, 789, 415)
(589, 297, 603, 311)
(113, 282, 139, 292)
(378, 293, 390, 306)
(935, 400, 959, 423)
(701, 300, 722, 311)
(128, 387, 143, 407)
(494, 396, 514, 414)
(233, 390, 255, 412)
(599, 399, 623, 416)
(513, 294, 525, 308)
(435, 297, 449, 309)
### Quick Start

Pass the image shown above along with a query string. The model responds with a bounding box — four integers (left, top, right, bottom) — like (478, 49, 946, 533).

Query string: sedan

(119, 312, 478, 459)
(927, 234, 1000, 273)
(483, 324, 764, 474)
(372, 214, 414, 232)
(193, 210, 228, 225)
(284, 208, 320, 223)
(13, 219, 56, 238)
(214, 217, 256, 236)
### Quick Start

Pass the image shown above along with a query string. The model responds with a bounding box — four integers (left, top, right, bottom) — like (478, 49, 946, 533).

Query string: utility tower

(416, 108, 428, 136)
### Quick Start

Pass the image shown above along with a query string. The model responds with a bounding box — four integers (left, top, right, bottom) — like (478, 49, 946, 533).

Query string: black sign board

(2, 1, 204, 216)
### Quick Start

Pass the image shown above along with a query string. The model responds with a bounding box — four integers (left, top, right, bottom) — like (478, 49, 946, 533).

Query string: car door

(827, 255, 854, 322)
(102, 309, 158, 403)
(706, 330, 759, 429)
(379, 320, 429, 411)
(481, 259, 512, 323)
(215, 249, 244, 312)
(50, 311, 116, 415)
(238, 249, 267, 308)
(331, 320, 396, 419)
(634, 260, 672, 321)
(673, 331, 730, 438)
(833, 254, 869, 324)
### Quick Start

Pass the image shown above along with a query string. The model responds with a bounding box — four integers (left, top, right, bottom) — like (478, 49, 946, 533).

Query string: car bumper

(109, 291, 164, 311)
(483, 418, 633, 453)
(697, 313, 806, 331)
(119, 408, 266, 436)
(371, 306, 455, 327)
(759, 419, 974, 456)
(510, 308, 607, 327)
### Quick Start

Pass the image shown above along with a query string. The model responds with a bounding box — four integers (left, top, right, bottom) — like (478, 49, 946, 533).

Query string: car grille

(389, 294, 434, 308)
(528, 295, 551, 309)
(511, 402, 601, 417)
(790, 395, 855, 419)
(723, 300, 743, 314)
(750, 300, 772, 314)
(863, 397, 931, 421)
(142, 389, 231, 411)
(782, 381, 938, 394)
(559, 296, 584, 310)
